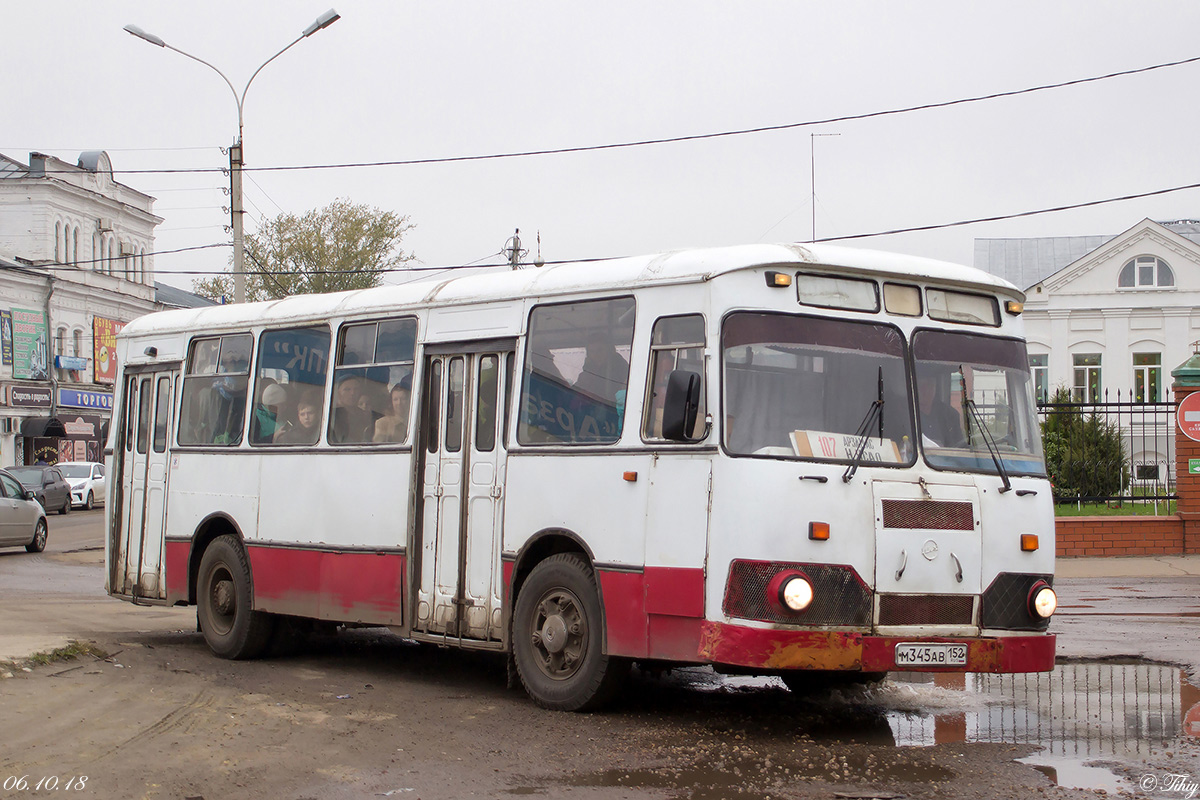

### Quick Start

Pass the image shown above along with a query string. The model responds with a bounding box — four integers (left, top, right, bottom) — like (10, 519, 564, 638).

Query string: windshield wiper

(964, 397, 1012, 493)
(843, 368, 885, 484)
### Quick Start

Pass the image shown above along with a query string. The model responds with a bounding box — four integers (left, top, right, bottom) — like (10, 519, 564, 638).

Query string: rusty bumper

(698, 621, 1056, 673)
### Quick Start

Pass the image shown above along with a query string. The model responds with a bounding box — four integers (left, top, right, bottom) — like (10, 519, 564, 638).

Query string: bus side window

(250, 326, 331, 446)
(518, 297, 635, 445)
(643, 314, 706, 441)
(178, 334, 252, 446)
(330, 317, 416, 446)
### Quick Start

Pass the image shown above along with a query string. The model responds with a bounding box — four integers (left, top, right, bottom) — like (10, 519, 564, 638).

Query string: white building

(975, 218, 1199, 483)
(0, 150, 211, 468)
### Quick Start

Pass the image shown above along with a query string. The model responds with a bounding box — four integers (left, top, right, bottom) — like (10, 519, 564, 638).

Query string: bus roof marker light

(1005, 300, 1024, 315)
(809, 521, 830, 541)
(765, 271, 792, 288)
(1020, 533, 1039, 552)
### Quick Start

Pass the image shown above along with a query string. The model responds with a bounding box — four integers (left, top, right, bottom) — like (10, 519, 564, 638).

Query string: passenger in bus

(331, 374, 374, 443)
(274, 390, 321, 445)
(916, 368, 967, 448)
(251, 382, 287, 444)
(373, 373, 412, 443)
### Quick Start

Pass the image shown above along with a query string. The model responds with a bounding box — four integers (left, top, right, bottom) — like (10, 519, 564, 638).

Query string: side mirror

(662, 370, 701, 442)
(24, 490, 37, 501)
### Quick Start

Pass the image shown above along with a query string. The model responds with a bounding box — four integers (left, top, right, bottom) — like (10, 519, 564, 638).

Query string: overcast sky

(7, 1, 1200, 291)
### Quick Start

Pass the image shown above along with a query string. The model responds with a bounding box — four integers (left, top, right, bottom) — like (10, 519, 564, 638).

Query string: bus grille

(723, 561, 871, 626)
(877, 594, 975, 626)
(881, 499, 974, 531)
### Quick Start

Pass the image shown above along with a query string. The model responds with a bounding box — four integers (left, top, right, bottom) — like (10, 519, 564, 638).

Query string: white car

(58, 462, 106, 510)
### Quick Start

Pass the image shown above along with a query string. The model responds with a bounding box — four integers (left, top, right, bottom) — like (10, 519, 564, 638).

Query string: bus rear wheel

(197, 535, 273, 659)
(513, 553, 627, 711)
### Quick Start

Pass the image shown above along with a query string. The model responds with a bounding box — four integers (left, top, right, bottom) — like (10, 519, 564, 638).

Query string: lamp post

(124, 9, 341, 303)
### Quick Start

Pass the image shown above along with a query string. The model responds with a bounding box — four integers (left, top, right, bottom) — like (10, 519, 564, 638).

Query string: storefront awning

(21, 417, 68, 438)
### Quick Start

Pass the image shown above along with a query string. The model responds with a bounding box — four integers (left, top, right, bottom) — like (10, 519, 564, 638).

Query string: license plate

(894, 643, 968, 667)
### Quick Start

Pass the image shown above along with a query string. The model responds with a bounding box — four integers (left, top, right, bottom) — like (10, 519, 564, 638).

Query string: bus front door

(111, 368, 176, 602)
(416, 348, 510, 642)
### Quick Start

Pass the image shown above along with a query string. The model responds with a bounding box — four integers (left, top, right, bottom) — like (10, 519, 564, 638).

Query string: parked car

(0, 468, 49, 552)
(58, 462, 107, 510)
(9, 466, 72, 515)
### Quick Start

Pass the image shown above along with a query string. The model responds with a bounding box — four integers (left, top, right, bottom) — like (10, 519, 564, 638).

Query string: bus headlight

(779, 574, 814, 612)
(1027, 581, 1057, 619)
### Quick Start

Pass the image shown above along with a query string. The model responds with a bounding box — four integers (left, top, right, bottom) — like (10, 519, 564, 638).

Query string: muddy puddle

(548, 659, 1198, 796)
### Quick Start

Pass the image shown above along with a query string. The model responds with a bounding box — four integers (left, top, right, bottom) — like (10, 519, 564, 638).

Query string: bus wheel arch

(190, 519, 273, 660)
(509, 532, 628, 710)
(187, 514, 245, 605)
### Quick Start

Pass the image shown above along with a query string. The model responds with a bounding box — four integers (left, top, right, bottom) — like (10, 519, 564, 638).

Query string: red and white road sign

(1179, 391, 1200, 442)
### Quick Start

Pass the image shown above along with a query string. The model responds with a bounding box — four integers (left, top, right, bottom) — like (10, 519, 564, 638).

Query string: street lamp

(124, 9, 341, 303)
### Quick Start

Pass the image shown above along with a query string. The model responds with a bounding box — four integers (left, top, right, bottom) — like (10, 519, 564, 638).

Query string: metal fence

(1037, 390, 1176, 510)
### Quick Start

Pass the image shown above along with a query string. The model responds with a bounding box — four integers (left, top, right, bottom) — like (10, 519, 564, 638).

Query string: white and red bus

(106, 243, 1057, 710)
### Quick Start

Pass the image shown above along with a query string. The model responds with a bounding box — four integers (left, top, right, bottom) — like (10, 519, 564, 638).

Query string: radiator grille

(881, 499, 974, 531)
(878, 594, 975, 626)
(723, 561, 871, 626)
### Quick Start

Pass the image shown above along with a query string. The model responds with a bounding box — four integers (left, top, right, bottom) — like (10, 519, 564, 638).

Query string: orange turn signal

(809, 521, 830, 541)
(1020, 534, 1039, 552)
(623, 471, 638, 482)
(765, 271, 793, 288)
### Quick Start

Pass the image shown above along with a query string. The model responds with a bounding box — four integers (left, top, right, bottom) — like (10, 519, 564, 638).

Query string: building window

(1118, 256, 1174, 289)
(1133, 353, 1162, 403)
(54, 222, 62, 263)
(1073, 354, 1101, 402)
(1029, 354, 1048, 405)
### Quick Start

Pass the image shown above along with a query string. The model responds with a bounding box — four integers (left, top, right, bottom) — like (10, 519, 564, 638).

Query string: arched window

(71, 226, 79, 266)
(93, 233, 100, 270)
(1118, 256, 1174, 288)
(54, 222, 62, 263)
(72, 328, 84, 358)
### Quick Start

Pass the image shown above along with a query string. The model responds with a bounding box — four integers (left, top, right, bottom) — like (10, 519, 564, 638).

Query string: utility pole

(230, 143, 245, 303)
(811, 132, 840, 242)
(504, 229, 527, 270)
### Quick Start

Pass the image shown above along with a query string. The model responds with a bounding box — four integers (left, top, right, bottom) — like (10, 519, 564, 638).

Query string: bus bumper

(697, 622, 1056, 673)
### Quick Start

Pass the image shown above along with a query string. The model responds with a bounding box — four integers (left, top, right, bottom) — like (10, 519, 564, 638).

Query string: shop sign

(58, 388, 114, 411)
(9, 385, 52, 407)
(56, 355, 89, 371)
(93, 317, 125, 385)
(1, 310, 13, 366)
(12, 308, 48, 381)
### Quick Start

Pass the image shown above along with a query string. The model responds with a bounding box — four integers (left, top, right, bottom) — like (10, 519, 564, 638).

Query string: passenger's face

(392, 389, 410, 414)
(297, 404, 317, 428)
(337, 379, 361, 407)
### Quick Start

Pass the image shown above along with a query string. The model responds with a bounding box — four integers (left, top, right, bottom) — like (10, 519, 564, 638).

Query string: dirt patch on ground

(5, 627, 1190, 800)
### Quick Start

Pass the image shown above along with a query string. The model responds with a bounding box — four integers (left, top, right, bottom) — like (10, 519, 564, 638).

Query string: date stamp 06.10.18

(3, 776, 89, 792)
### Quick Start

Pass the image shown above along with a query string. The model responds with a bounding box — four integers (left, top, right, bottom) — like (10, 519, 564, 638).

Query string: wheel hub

(213, 579, 235, 616)
(540, 614, 568, 654)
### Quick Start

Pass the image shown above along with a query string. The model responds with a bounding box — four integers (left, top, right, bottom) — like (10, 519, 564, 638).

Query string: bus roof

(122, 242, 1019, 338)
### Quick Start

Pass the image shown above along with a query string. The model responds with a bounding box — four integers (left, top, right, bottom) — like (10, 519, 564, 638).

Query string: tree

(1040, 386, 1129, 501)
(194, 199, 415, 302)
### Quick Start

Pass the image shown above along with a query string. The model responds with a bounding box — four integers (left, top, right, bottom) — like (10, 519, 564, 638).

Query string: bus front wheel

(513, 553, 627, 711)
(197, 535, 273, 659)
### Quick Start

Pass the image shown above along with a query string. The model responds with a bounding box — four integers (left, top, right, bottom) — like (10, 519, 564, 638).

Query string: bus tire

(513, 553, 627, 711)
(197, 535, 274, 660)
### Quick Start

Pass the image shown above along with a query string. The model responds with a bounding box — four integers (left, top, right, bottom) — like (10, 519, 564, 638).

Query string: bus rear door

(110, 367, 177, 602)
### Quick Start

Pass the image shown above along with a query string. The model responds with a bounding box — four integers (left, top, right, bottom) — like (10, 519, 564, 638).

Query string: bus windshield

(722, 312, 914, 464)
(912, 330, 1046, 476)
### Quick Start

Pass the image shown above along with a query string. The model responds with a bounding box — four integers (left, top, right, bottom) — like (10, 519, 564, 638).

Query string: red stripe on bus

(598, 566, 706, 660)
(164, 539, 190, 604)
(247, 546, 406, 625)
(698, 622, 1055, 673)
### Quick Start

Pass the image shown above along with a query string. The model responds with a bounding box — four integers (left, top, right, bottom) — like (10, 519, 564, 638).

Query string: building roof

(0, 153, 30, 180)
(975, 220, 1200, 290)
(154, 281, 218, 309)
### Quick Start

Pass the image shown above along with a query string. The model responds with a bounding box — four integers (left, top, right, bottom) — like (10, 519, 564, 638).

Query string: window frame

(641, 313, 707, 443)
(328, 316, 418, 447)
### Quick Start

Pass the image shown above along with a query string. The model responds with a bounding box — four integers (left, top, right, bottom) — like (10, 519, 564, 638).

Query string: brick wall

(1056, 516, 1186, 557)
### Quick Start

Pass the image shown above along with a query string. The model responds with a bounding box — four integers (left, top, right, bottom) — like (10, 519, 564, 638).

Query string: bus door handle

(798, 475, 829, 483)
(950, 552, 964, 583)
(895, 550, 907, 581)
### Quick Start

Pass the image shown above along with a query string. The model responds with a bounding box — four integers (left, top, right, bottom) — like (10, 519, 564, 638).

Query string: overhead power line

(21, 53, 1200, 178)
